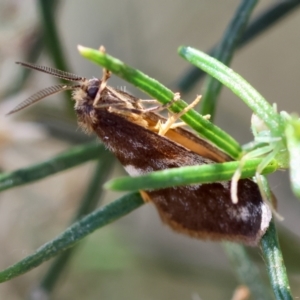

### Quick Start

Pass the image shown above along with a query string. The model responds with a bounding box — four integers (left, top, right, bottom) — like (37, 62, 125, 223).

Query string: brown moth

(8, 61, 272, 246)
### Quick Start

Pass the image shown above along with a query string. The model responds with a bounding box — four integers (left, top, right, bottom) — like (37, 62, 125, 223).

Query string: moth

(8, 61, 272, 246)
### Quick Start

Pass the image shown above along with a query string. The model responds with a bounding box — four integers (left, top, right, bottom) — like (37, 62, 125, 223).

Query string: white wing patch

(260, 202, 272, 232)
(124, 165, 153, 177)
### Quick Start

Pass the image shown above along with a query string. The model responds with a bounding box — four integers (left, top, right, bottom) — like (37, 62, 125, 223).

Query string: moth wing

(92, 110, 271, 246)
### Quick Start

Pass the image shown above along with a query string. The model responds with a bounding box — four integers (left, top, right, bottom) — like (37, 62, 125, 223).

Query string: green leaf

(178, 46, 284, 136)
(105, 158, 277, 191)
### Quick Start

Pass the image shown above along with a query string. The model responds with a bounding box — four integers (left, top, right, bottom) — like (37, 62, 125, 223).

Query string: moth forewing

(9, 61, 273, 246)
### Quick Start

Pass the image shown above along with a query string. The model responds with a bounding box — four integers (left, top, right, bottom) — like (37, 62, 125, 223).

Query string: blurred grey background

(0, 1, 299, 299)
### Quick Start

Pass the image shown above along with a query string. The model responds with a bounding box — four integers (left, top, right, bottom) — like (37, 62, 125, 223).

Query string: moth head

(72, 78, 101, 108)
(7, 62, 90, 115)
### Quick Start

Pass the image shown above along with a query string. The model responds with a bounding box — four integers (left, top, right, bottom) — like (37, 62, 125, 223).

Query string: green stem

(106, 158, 277, 191)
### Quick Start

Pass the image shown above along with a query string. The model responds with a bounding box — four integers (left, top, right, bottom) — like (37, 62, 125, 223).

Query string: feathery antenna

(7, 85, 79, 115)
(7, 62, 85, 115)
(16, 62, 85, 82)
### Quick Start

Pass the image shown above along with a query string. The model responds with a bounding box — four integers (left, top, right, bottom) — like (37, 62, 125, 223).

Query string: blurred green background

(0, 1, 299, 299)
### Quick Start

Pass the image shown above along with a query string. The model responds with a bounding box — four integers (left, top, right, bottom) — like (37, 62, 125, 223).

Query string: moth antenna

(16, 62, 85, 82)
(7, 84, 77, 115)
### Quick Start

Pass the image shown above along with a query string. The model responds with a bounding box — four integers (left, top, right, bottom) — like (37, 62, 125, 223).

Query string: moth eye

(87, 86, 99, 99)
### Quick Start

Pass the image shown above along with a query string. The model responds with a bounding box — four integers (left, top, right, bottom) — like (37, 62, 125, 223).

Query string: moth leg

(106, 105, 149, 128)
(139, 92, 181, 113)
(104, 93, 182, 116)
(107, 106, 141, 115)
(230, 145, 283, 220)
(254, 151, 283, 220)
(232, 107, 283, 218)
(157, 95, 202, 136)
(101, 92, 181, 116)
(93, 67, 111, 108)
(139, 99, 160, 104)
(231, 145, 273, 204)
(163, 112, 211, 129)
